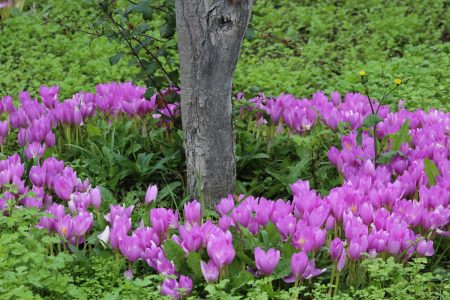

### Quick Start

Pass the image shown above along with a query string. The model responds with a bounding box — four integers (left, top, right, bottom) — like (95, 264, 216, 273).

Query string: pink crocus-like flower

(330, 238, 346, 271)
(201, 260, 220, 283)
(276, 214, 296, 240)
(90, 187, 101, 210)
(53, 175, 74, 201)
(145, 184, 157, 205)
(179, 223, 203, 252)
(24, 142, 46, 160)
(254, 247, 280, 275)
(29, 166, 46, 187)
(416, 239, 434, 256)
(105, 204, 134, 224)
(56, 214, 73, 239)
(183, 199, 203, 224)
(119, 234, 142, 262)
(161, 276, 192, 300)
(207, 235, 235, 268)
(72, 212, 93, 237)
(0, 120, 8, 143)
(150, 207, 178, 237)
(288, 251, 309, 281)
(0, 2, 10, 9)
(124, 269, 133, 280)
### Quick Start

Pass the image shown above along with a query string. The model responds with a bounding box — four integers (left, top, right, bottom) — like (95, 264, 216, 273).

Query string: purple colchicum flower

(145, 184, 157, 205)
(90, 187, 102, 210)
(201, 260, 220, 283)
(254, 247, 281, 275)
(416, 239, 434, 256)
(285, 251, 308, 282)
(330, 238, 346, 271)
(184, 200, 203, 224)
(207, 234, 235, 268)
(161, 276, 192, 299)
(1, 87, 450, 296)
(56, 214, 72, 239)
(72, 212, 94, 237)
(119, 234, 141, 262)
(124, 269, 133, 280)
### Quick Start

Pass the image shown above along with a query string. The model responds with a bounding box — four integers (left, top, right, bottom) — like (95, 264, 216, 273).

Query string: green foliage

(236, 0, 450, 111)
(199, 257, 449, 300)
(0, 0, 135, 99)
(235, 118, 340, 198)
(424, 158, 440, 186)
(0, 208, 85, 299)
(62, 118, 186, 210)
(70, 254, 165, 299)
(94, 0, 179, 92)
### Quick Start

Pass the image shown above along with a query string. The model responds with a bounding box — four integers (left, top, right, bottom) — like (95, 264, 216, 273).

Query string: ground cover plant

(0, 0, 135, 99)
(235, 0, 450, 111)
(0, 0, 449, 299)
(1, 0, 448, 110)
(0, 78, 449, 299)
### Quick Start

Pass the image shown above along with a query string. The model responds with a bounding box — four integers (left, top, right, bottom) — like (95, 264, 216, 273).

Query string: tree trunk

(175, 0, 253, 206)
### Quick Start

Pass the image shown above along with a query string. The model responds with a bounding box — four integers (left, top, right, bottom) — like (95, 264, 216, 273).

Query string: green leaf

(424, 158, 439, 186)
(164, 240, 189, 274)
(273, 257, 291, 279)
(361, 114, 383, 128)
(186, 251, 203, 280)
(158, 181, 182, 200)
(265, 222, 281, 246)
(231, 270, 253, 289)
(376, 150, 401, 164)
(281, 242, 296, 260)
(227, 258, 245, 277)
(245, 27, 256, 41)
(356, 129, 363, 146)
(144, 88, 155, 100)
(133, 23, 150, 35)
(337, 121, 351, 133)
(108, 53, 123, 65)
(236, 251, 255, 268)
(125, 0, 153, 20)
(391, 119, 411, 151)
(160, 23, 175, 38)
(85, 124, 102, 137)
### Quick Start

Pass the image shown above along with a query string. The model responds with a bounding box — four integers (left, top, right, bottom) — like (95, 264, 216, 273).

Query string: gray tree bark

(175, 0, 253, 206)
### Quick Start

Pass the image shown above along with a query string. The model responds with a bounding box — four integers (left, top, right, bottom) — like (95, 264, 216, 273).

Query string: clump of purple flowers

(1, 85, 449, 299)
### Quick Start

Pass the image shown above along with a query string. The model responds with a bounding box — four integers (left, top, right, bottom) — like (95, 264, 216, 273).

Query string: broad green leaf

(273, 257, 291, 279)
(236, 251, 255, 268)
(424, 158, 439, 186)
(108, 53, 123, 65)
(125, 0, 153, 20)
(160, 23, 175, 38)
(361, 114, 383, 128)
(265, 222, 281, 246)
(231, 270, 253, 290)
(164, 240, 189, 274)
(144, 88, 155, 99)
(186, 251, 203, 280)
(376, 150, 401, 164)
(281, 242, 296, 259)
(391, 119, 411, 151)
